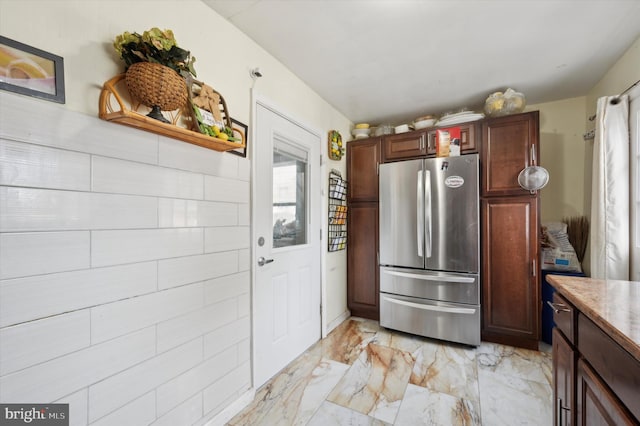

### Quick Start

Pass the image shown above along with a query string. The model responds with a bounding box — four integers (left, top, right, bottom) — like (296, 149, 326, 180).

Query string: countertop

(546, 275, 640, 362)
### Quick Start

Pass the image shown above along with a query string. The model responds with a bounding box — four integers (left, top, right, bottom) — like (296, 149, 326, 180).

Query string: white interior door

(253, 102, 321, 387)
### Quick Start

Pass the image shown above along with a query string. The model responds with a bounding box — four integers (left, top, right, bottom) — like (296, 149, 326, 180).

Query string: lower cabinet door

(481, 196, 540, 349)
(347, 202, 379, 319)
(576, 358, 637, 425)
(553, 328, 575, 425)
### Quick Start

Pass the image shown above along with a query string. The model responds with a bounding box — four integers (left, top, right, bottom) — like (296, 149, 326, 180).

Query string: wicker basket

(125, 62, 188, 111)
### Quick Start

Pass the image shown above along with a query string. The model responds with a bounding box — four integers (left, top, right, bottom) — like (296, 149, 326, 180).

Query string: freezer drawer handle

(382, 269, 475, 283)
(383, 296, 476, 314)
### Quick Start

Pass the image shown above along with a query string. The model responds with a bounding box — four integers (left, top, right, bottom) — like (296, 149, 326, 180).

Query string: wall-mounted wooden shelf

(98, 74, 245, 152)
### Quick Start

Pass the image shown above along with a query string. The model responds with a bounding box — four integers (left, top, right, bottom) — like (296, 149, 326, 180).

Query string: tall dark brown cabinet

(480, 111, 541, 350)
(346, 137, 381, 320)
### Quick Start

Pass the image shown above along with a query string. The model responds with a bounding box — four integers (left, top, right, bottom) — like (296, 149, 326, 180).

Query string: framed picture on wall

(229, 117, 248, 158)
(0, 35, 65, 104)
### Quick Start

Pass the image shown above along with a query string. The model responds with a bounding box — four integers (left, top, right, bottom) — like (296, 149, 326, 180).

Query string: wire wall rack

(328, 170, 347, 252)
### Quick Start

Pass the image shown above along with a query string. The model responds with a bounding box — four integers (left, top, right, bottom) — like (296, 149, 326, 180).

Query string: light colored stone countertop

(547, 275, 640, 362)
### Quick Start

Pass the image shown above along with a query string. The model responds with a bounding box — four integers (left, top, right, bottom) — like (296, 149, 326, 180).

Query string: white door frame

(249, 90, 327, 388)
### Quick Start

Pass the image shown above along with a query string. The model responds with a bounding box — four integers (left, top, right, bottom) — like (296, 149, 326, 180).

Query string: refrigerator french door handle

(424, 169, 432, 258)
(417, 170, 424, 258)
(382, 296, 477, 315)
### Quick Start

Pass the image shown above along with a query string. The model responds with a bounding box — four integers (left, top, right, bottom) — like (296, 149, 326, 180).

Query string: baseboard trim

(326, 310, 350, 335)
(203, 388, 255, 426)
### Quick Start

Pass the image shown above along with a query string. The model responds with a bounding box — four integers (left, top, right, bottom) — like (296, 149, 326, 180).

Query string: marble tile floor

(228, 317, 552, 425)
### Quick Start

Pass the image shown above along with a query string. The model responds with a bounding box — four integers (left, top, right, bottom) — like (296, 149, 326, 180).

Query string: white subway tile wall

(0, 93, 251, 425)
(151, 393, 203, 426)
(55, 389, 89, 426)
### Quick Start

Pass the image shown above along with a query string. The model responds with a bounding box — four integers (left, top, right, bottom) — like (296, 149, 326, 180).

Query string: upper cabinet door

(347, 137, 380, 202)
(382, 131, 427, 162)
(427, 122, 479, 157)
(481, 112, 539, 197)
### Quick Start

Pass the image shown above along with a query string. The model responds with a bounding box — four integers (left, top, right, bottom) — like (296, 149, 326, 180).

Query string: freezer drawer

(380, 267, 479, 305)
(380, 292, 481, 346)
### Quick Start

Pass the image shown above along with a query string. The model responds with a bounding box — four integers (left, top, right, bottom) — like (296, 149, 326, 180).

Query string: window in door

(273, 139, 308, 248)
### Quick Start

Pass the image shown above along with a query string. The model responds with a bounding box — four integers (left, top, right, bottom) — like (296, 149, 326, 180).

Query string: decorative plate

(328, 130, 344, 160)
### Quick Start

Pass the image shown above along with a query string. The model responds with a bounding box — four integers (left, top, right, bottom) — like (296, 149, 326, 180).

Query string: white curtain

(630, 85, 640, 281)
(590, 95, 630, 280)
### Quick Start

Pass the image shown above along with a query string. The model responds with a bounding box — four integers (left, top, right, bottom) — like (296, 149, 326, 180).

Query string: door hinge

(377, 162, 379, 175)
(320, 228, 322, 240)
(320, 154, 323, 166)
(532, 259, 537, 277)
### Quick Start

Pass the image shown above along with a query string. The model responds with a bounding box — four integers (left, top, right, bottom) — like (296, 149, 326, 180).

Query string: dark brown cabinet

(480, 111, 540, 350)
(553, 328, 575, 425)
(550, 290, 639, 425)
(382, 131, 427, 162)
(347, 137, 380, 202)
(481, 112, 539, 197)
(577, 314, 640, 422)
(576, 359, 637, 425)
(481, 196, 540, 348)
(427, 121, 479, 156)
(347, 202, 379, 319)
(382, 122, 480, 163)
(346, 138, 380, 320)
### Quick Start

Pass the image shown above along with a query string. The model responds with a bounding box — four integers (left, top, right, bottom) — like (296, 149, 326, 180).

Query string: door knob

(258, 256, 274, 266)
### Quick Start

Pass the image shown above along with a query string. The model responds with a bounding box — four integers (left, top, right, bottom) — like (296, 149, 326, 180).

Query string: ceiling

(202, 0, 640, 125)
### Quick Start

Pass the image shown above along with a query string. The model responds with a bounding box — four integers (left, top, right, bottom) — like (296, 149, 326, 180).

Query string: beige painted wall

(526, 97, 588, 222)
(587, 36, 640, 116)
(0, 0, 351, 329)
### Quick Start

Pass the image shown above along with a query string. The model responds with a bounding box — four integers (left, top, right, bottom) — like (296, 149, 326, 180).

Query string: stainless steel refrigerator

(379, 154, 480, 346)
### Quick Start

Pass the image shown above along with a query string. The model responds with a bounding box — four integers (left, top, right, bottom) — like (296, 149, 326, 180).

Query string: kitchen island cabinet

(547, 275, 640, 425)
(346, 137, 380, 319)
(553, 327, 575, 425)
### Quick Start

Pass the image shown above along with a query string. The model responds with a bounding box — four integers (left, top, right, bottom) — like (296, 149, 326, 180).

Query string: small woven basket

(186, 77, 233, 132)
(125, 62, 188, 111)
